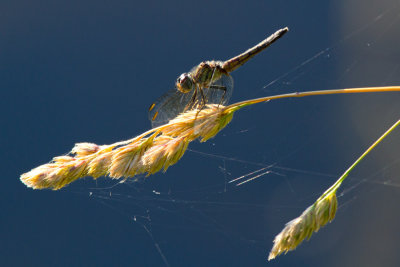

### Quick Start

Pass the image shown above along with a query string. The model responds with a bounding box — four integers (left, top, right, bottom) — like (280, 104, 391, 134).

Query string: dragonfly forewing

(149, 73, 233, 128)
(148, 88, 193, 128)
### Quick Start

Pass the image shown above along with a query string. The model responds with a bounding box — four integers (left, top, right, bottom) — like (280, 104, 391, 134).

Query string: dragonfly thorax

(192, 61, 225, 87)
(176, 73, 194, 93)
(176, 61, 226, 94)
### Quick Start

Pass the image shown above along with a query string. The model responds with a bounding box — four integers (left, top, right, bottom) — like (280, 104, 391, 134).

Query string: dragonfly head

(176, 73, 194, 93)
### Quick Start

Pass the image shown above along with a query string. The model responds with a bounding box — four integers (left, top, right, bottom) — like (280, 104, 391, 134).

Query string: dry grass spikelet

(71, 142, 101, 157)
(161, 104, 234, 141)
(109, 137, 155, 179)
(141, 135, 189, 175)
(20, 104, 234, 190)
(87, 149, 113, 178)
(268, 191, 338, 260)
(20, 156, 89, 190)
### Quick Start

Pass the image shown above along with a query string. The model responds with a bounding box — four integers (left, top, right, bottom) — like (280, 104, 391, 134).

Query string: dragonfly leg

(199, 87, 207, 107)
(185, 88, 198, 112)
(194, 88, 207, 120)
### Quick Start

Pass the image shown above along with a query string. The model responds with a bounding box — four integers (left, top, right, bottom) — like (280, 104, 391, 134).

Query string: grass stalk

(226, 86, 400, 112)
(268, 118, 400, 260)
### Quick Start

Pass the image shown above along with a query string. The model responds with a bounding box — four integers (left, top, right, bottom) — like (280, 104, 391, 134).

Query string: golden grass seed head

(268, 192, 338, 261)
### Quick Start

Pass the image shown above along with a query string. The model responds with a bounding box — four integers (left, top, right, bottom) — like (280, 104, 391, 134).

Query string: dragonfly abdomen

(221, 27, 288, 73)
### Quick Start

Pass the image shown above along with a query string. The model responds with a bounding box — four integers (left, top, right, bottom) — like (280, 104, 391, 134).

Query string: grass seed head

(268, 191, 338, 260)
(20, 104, 234, 190)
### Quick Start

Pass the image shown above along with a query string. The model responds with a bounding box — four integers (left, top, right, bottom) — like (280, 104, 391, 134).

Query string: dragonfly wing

(148, 73, 233, 128)
(202, 73, 234, 105)
(148, 88, 193, 128)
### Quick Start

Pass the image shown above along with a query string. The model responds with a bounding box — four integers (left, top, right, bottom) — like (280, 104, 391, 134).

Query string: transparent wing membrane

(149, 73, 233, 128)
(148, 88, 193, 128)
(203, 72, 234, 106)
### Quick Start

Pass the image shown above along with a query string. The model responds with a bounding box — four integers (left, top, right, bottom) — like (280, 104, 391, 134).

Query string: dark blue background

(2, 0, 400, 266)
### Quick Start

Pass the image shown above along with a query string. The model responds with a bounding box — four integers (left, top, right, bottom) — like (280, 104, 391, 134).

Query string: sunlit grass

(20, 86, 400, 259)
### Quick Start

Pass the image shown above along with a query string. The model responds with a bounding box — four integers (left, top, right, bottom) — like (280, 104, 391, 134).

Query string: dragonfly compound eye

(176, 73, 194, 93)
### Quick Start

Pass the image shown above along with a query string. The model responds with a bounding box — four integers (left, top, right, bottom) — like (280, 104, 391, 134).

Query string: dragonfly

(149, 27, 289, 127)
